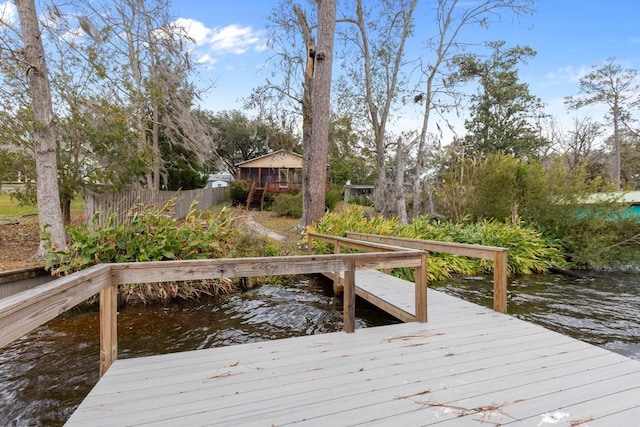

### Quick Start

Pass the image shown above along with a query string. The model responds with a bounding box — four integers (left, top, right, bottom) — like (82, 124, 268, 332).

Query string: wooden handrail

(306, 232, 428, 323)
(0, 251, 424, 376)
(345, 232, 509, 314)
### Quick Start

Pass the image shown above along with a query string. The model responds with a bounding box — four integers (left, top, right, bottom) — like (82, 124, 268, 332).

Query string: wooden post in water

(343, 258, 356, 333)
(493, 251, 508, 313)
(99, 283, 118, 377)
(333, 241, 342, 294)
(414, 252, 428, 322)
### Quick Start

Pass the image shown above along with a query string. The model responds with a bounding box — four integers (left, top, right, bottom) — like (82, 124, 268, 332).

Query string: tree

(77, 0, 212, 191)
(206, 110, 299, 177)
(306, 0, 336, 226)
(560, 116, 603, 172)
(412, 0, 534, 218)
(455, 41, 547, 158)
(565, 58, 640, 191)
(328, 116, 375, 186)
(337, 0, 418, 217)
(13, 0, 66, 257)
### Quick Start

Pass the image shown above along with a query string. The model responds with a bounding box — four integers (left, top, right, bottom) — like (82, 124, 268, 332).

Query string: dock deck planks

(66, 271, 640, 426)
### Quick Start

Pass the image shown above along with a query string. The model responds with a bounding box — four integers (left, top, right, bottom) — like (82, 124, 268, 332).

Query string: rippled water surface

(432, 272, 640, 360)
(0, 277, 397, 426)
(2, 272, 639, 425)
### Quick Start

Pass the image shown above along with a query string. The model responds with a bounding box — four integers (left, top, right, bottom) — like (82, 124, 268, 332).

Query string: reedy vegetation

(43, 200, 284, 302)
(306, 205, 566, 282)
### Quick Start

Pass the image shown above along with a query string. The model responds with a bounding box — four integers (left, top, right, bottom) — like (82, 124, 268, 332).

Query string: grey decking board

(66, 272, 640, 426)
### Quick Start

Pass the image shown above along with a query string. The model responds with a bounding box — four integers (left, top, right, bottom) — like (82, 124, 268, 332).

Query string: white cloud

(0, 1, 16, 25)
(174, 18, 266, 66)
(542, 65, 589, 87)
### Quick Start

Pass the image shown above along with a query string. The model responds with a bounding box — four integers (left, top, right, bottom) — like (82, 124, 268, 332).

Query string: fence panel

(85, 187, 227, 227)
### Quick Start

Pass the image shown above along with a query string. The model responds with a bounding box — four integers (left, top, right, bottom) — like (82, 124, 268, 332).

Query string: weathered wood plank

(0, 264, 111, 349)
(346, 231, 508, 259)
(109, 252, 422, 285)
(66, 286, 640, 427)
(99, 283, 118, 377)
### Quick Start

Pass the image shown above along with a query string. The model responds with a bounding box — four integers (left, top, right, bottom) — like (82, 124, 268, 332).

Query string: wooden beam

(414, 252, 428, 323)
(0, 264, 111, 349)
(343, 258, 356, 333)
(493, 251, 508, 313)
(346, 232, 508, 259)
(307, 232, 410, 253)
(99, 283, 118, 377)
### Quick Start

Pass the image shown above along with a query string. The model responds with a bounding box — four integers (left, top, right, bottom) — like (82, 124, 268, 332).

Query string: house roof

(236, 150, 303, 169)
(582, 191, 640, 205)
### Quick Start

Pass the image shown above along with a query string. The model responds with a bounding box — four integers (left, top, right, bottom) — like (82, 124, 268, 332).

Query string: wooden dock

(66, 271, 640, 426)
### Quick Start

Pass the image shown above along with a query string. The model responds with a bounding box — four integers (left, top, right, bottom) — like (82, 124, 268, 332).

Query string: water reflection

(432, 272, 640, 360)
(0, 277, 397, 426)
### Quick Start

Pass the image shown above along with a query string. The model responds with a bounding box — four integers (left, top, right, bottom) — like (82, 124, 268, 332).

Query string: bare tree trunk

(393, 137, 408, 225)
(613, 101, 621, 191)
(16, 0, 66, 258)
(306, 0, 336, 226)
(294, 6, 316, 228)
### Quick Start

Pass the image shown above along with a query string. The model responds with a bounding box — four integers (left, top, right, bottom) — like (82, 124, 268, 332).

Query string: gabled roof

(236, 149, 303, 168)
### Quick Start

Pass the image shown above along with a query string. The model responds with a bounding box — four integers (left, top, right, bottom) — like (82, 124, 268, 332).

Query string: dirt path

(243, 213, 287, 241)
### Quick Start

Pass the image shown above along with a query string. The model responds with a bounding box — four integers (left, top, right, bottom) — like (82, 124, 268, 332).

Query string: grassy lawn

(0, 193, 85, 218)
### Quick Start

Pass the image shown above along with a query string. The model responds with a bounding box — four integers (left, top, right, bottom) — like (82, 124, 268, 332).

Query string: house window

(279, 169, 288, 188)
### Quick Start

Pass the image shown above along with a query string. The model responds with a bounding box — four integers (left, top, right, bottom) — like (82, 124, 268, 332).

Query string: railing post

(307, 233, 312, 255)
(493, 251, 508, 314)
(333, 241, 342, 294)
(343, 258, 356, 333)
(99, 282, 118, 377)
(414, 252, 428, 323)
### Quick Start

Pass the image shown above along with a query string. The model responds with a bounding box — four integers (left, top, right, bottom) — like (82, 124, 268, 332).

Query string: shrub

(306, 207, 567, 281)
(272, 192, 303, 217)
(44, 200, 238, 275)
(325, 188, 342, 211)
(229, 180, 250, 206)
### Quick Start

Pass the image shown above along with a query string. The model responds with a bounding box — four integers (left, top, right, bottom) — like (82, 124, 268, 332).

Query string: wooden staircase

(246, 185, 265, 210)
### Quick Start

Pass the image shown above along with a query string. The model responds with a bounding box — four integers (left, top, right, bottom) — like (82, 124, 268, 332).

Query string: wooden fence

(85, 187, 227, 227)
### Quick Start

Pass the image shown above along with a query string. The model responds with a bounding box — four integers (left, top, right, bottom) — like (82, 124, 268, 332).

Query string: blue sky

(173, 0, 640, 138)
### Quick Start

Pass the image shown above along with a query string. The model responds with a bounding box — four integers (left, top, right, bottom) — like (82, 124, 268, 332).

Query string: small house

(237, 150, 303, 193)
(205, 172, 234, 189)
(236, 150, 304, 209)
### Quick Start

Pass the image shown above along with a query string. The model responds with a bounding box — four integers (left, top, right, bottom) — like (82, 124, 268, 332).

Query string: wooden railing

(307, 232, 428, 323)
(344, 232, 509, 314)
(0, 251, 424, 377)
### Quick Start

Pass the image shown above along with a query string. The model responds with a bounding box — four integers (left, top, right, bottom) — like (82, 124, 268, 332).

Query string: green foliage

(454, 41, 548, 157)
(328, 116, 376, 186)
(325, 188, 342, 211)
(44, 200, 238, 275)
(160, 140, 207, 191)
(229, 181, 250, 206)
(272, 192, 303, 217)
(307, 207, 567, 281)
(206, 110, 300, 175)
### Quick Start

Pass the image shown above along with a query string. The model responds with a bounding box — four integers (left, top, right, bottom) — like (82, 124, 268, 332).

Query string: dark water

(0, 277, 397, 426)
(2, 272, 639, 425)
(432, 271, 640, 360)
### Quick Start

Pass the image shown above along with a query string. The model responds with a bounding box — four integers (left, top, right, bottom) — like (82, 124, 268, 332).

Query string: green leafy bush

(306, 206, 567, 281)
(272, 192, 303, 217)
(45, 200, 238, 276)
(229, 180, 250, 206)
(325, 188, 342, 211)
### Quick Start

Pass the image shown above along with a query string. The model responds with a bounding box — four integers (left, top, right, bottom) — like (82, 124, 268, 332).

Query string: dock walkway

(66, 271, 640, 426)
